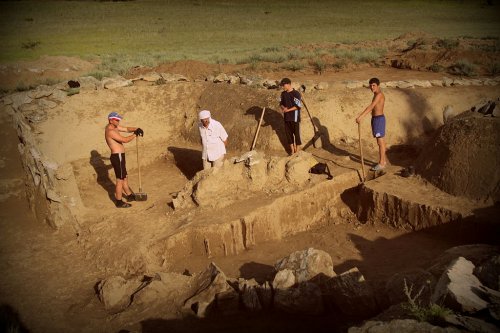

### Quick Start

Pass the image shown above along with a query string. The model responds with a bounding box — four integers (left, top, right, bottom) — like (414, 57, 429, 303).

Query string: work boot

(115, 200, 132, 208)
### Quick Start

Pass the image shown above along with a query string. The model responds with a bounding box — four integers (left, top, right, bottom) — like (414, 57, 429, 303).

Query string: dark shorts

(284, 121, 301, 145)
(110, 153, 127, 180)
(371, 115, 386, 138)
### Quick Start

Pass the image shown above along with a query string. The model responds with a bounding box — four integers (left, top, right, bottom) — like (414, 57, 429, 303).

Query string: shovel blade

(134, 192, 148, 201)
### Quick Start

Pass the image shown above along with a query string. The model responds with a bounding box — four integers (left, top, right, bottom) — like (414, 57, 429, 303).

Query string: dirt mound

(415, 111, 500, 203)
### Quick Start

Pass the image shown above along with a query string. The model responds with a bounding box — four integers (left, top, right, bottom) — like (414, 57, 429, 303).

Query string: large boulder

(415, 111, 500, 202)
(97, 276, 142, 314)
(431, 257, 489, 313)
(183, 262, 232, 317)
(323, 267, 377, 317)
(348, 319, 462, 333)
(474, 255, 500, 291)
(274, 282, 323, 315)
(274, 247, 335, 285)
(285, 151, 318, 186)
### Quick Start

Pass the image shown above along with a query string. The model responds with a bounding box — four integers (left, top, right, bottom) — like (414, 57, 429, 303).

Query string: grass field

(0, 0, 499, 66)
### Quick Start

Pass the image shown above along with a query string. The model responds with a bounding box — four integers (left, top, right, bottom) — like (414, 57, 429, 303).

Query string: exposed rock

(274, 247, 335, 285)
(430, 80, 444, 87)
(97, 276, 142, 314)
(348, 319, 462, 333)
(183, 262, 232, 317)
(213, 73, 229, 83)
(160, 73, 189, 82)
(141, 72, 162, 82)
(263, 79, 278, 89)
(28, 85, 53, 99)
(315, 82, 329, 90)
(324, 267, 377, 317)
(10, 92, 32, 110)
(395, 81, 414, 89)
(345, 81, 364, 89)
(228, 75, 239, 84)
(474, 255, 500, 291)
(38, 98, 57, 109)
(131, 272, 192, 308)
(428, 245, 500, 278)
(273, 269, 296, 289)
(50, 89, 67, 103)
(442, 77, 454, 87)
(274, 282, 323, 315)
(239, 76, 253, 85)
(444, 314, 500, 333)
(431, 257, 488, 313)
(103, 76, 133, 89)
(285, 151, 318, 186)
(77, 76, 101, 91)
(237, 278, 262, 311)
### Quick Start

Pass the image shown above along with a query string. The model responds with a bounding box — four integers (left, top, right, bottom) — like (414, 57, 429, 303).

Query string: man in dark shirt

(279, 77, 302, 155)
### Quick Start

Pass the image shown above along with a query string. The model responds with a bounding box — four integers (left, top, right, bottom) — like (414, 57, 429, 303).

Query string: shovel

(301, 96, 322, 148)
(358, 123, 366, 183)
(134, 136, 147, 201)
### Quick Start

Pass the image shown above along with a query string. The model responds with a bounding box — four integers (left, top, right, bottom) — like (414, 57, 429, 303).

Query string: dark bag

(309, 162, 333, 180)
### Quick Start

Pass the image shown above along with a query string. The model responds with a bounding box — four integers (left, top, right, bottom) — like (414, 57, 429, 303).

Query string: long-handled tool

(358, 123, 366, 183)
(251, 107, 266, 151)
(301, 96, 322, 148)
(134, 136, 147, 201)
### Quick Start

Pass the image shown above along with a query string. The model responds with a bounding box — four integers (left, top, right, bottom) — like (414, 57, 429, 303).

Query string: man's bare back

(371, 90, 385, 117)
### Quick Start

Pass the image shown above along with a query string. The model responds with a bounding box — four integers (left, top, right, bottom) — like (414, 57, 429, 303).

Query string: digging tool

(134, 136, 147, 201)
(301, 96, 322, 148)
(358, 123, 366, 183)
(251, 107, 266, 151)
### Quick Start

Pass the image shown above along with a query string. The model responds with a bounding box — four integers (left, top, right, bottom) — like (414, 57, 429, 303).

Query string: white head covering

(199, 110, 211, 120)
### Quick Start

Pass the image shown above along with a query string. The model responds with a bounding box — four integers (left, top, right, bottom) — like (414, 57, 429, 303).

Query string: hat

(108, 112, 123, 121)
(199, 110, 211, 120)
(280, 78, 291, 86)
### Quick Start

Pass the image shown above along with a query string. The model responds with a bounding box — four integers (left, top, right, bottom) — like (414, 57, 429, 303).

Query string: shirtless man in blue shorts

(105, 112, 143, 208)
(355, 78, 387, 171)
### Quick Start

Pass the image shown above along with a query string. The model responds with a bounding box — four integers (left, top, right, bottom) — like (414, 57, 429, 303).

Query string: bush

(311, 58, 326, 74)
(487, 63, 500, 76)
(282, 61, 305, 72)
(402, 279, 453, 326)
(448, 60, 477, 77)
(21, 40, 40, 49)
(428, 63, 443, 72)
(437, 38, 459, 50)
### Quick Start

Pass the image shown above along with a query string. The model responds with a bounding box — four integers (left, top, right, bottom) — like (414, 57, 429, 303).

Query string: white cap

(199, 110, 211, 120)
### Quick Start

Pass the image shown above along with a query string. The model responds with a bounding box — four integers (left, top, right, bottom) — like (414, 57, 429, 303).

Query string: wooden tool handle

(358, 123, 365, 182)
(251, 107, 266, 151)
(136, 137, 142, 191)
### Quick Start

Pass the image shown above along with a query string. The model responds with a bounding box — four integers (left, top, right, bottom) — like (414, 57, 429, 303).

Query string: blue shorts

(371, 115, 386, 138)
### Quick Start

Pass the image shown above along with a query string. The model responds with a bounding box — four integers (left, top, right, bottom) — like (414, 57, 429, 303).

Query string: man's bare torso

(105, 124, 125, 153)
(371, 91, 385, 117)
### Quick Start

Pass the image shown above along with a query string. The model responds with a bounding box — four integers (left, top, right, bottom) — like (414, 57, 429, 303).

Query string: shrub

(332, 60, 346, 70)
(448, 60, 477, 77)
(402, 279, 453, 326)
(311, 58, 326, 74)
(487, 63, 500, 75)
(282, 61, 305, 72)
(437, 38, 459, 50)
(21, 40, 40, 49)
(428, 63, 443, 72)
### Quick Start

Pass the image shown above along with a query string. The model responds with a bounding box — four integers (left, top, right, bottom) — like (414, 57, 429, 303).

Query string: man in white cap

(105, 112, 143, 208)
(198, 110, 228, 170)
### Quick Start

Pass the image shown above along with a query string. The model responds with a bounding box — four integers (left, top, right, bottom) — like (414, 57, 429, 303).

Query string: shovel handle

(136, 136, 142, 191)
(358, 123, 366, 182)
(251, 107, 266, 151)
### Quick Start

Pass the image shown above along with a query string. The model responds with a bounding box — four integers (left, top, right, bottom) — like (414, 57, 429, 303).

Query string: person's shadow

(303, 117, 351, 156)
(89, 150, 115, 202)
(245, 106, 288, 153)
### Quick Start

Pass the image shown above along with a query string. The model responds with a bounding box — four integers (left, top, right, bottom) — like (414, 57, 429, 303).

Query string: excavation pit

(3, 76, 500, 331)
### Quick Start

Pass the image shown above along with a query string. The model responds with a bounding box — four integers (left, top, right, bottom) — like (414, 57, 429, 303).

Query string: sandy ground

(0, 52, 499, 332)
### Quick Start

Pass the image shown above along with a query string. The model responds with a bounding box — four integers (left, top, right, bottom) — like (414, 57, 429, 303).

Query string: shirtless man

(105, 112, 143, 208)
(355, 78, 387, 171)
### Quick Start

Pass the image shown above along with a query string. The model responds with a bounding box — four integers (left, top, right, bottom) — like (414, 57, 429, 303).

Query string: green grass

(0, 0, 499, 64)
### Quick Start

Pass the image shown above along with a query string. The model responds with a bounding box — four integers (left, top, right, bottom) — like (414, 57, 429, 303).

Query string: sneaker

(125, 193, 136, 202)
(115, 200, 132, 208)
(370, 164, 386, 171)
